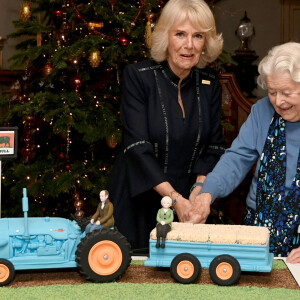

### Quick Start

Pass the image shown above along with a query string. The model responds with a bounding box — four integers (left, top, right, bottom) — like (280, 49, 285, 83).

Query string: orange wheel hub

(216, 262, 233, 280)
(0, 264, 9, 282)
(88, 240, 122, 276)
(177, 260, 194, 279)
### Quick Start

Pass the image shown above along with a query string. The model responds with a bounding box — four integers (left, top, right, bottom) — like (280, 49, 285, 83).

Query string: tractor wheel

(0, 259, 15, 287)
(209, 254, 241, 286)
(76, 228, 131, 283)
(170, 253, 201, 284)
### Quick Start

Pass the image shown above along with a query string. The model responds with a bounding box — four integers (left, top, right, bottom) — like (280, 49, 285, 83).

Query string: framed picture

(0, 127, 18, 159)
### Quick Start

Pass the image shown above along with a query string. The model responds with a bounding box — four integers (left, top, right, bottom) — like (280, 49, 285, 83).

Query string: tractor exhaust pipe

(22, 188, 30, 240)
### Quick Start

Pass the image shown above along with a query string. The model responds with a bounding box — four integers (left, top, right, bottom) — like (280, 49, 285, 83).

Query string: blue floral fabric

(245, 113, 300, 256)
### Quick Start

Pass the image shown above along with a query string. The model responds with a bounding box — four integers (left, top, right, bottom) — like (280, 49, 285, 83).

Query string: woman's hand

(189, 175, 206, 202)
(286, 247, 300, 264)
(173, 195, 192, 222)
(187, 193, 212, 224)
(189, 185, 203, 202)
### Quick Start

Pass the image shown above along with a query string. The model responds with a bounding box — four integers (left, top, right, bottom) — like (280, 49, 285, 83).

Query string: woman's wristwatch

(190, 182, 204, 193)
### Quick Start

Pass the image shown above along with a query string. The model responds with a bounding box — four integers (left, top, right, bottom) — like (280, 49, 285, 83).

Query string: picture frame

(0, 127, 18, 159)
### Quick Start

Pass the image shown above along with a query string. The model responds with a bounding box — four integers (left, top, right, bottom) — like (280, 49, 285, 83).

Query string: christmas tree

(0, 0, 164, 217)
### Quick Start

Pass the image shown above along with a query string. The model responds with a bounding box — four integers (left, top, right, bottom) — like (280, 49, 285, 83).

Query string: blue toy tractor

(0, 188, 131, 286)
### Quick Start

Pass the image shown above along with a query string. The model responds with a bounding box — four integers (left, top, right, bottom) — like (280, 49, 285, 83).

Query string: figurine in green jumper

(156, 196, 174, 248)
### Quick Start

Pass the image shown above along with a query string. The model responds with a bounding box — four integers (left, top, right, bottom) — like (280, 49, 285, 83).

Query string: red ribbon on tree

(69, 0, 145, 39)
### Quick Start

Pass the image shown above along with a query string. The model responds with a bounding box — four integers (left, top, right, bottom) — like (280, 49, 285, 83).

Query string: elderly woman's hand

(187, 193, 212, 224)
(286, 247, 300, 264)
(189, 175, 206, 202)
(189, 185, 203, 202)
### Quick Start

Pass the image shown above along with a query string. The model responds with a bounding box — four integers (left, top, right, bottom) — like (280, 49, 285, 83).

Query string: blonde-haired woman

(109, 0, 225, 253)
(151, 0, 223, 68)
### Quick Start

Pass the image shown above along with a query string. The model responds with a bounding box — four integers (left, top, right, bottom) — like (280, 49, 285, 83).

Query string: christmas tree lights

(0, 0, 163, 217)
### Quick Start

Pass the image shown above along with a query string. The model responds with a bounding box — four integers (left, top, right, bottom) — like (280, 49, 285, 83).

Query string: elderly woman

(190, 42, 300, 262)
(109, 0, 225, 251)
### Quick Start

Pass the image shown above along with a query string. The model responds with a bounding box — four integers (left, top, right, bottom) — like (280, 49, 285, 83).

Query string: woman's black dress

(108, 59, 225, 251)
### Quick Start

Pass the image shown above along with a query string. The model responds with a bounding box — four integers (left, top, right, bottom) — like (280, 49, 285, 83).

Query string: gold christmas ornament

(106, 134, 118, 149)
(42, 63, 54, 77)
(145, 20, 152, 49)
(19, 2, 32, 21)
(73, 192, 85, 218)
(88, 22, 104, 31)
(145, 13, 155, 49)
(88, 50, 101, 68)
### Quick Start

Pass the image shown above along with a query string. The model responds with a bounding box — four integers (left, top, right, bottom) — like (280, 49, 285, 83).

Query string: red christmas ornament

(59, 152, 65, 159)
(70, 74, 82, 92)
(65, 164, 71, 171)
(119, 29, 129, 46)
(52, 10, 63, 29)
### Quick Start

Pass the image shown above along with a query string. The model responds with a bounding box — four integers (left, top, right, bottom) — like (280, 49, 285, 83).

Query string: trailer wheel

(76, 228, 131, 283)
(170, 253, 201, 284)
(0, 259, 15, 287)
(209, 254, 241, 286)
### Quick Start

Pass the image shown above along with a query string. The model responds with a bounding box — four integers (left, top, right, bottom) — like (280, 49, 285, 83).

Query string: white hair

(161, 196, 173, 206)
(257, 42, 300, 89)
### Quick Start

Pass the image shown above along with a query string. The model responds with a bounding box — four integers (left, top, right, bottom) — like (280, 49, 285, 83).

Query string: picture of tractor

(0, 188, 131, 286)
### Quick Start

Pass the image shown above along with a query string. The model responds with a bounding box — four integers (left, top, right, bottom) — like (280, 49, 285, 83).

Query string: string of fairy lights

(17, 0, 159, 104)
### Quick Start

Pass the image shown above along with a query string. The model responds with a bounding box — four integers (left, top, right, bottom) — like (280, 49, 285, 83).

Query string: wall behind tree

(0, 2, 20, 70)
(0, 0, 282, 71)
(213, 0, 281, 62)
(212, 0, 282, 98)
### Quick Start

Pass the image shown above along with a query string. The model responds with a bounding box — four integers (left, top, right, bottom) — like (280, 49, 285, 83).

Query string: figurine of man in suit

(85, 190, 114, 234)
(156, 196, 174, 248)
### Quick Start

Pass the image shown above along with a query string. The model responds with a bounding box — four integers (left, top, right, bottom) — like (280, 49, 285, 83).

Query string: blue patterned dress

(245, 113, 300, 256)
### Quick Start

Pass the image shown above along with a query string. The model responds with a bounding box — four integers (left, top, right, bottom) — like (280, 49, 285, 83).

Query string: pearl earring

(202, 51, 205, 55)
